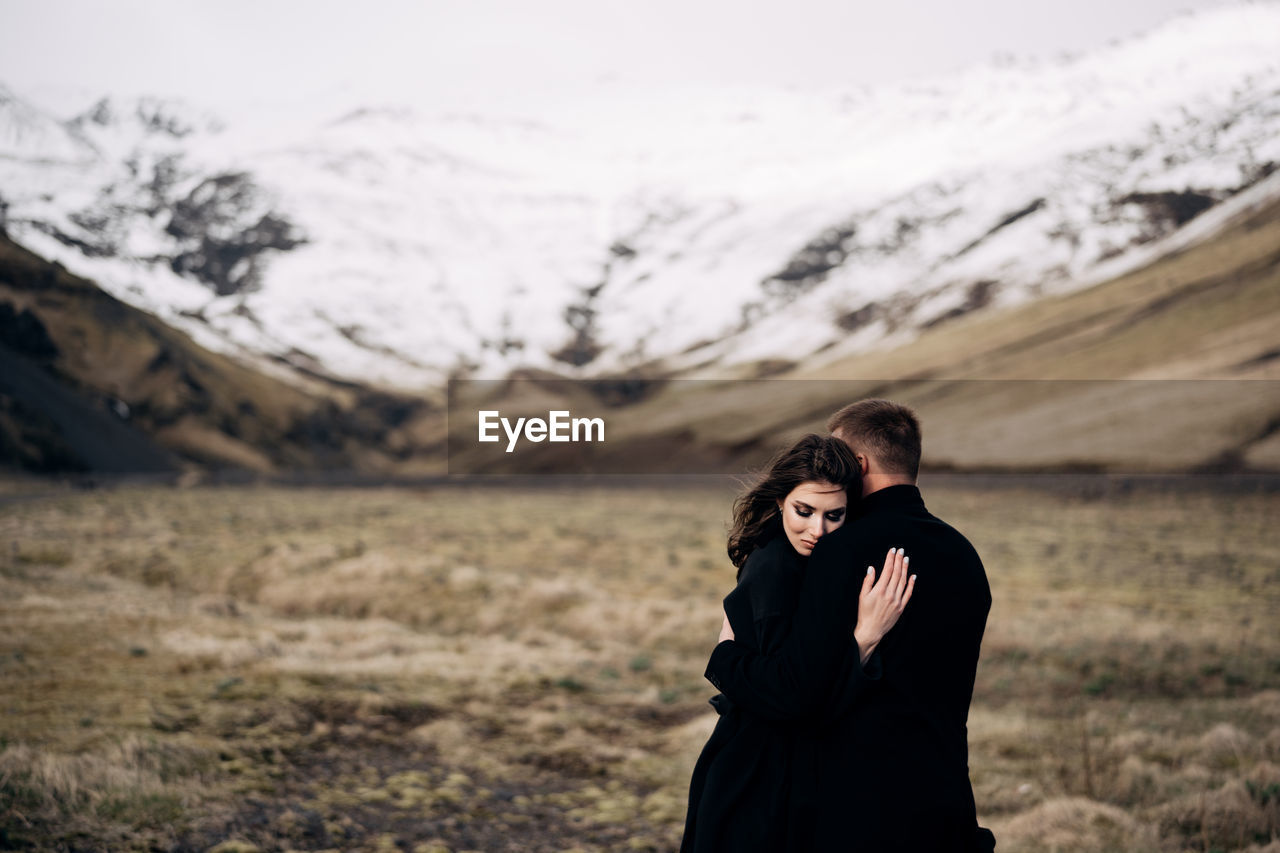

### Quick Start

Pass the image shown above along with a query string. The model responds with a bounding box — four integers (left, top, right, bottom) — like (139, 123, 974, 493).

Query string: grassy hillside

(448, 193, 1280, 475)
(0, 234, 445, 476)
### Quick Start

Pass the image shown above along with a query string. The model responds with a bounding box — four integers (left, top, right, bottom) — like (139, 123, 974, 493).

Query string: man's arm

(705, 534, 907, 722)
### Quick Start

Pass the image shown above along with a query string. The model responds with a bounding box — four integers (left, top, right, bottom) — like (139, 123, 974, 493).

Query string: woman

(679, 434, 915, 853)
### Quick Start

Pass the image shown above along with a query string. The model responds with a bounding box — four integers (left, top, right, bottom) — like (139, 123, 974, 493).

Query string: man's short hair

(826, 399, 922, 480)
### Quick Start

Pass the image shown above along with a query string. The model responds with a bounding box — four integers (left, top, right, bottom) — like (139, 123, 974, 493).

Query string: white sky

(0, 0, 1244, 120)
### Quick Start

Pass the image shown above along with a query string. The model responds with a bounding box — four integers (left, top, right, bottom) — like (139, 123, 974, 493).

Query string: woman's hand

(853, 547, 916, 666)
(718, 610, 735, 644)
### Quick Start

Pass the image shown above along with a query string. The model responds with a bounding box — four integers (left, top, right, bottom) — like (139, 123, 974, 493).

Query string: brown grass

(1, 477, 1277, 851)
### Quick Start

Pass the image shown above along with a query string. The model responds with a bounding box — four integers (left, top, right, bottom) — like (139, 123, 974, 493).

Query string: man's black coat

(705, 484, 994, 851)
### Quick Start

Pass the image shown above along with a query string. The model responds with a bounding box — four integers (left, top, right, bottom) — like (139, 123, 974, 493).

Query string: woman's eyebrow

(793, 500, 846, 513)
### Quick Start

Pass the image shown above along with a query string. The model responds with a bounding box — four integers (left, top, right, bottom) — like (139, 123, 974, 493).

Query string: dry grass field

(1, 477, 1278, 852)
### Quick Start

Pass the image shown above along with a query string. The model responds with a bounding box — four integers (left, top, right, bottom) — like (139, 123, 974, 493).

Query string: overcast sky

(0, 0, 1244, 120)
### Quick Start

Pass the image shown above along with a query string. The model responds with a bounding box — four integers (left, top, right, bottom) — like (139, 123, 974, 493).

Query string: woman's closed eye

(794, 506, 845, 522)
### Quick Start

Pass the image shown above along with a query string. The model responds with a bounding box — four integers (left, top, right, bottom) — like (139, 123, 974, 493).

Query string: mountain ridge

(1, 4, 1278, 389)
(1, 177, 1276, 476)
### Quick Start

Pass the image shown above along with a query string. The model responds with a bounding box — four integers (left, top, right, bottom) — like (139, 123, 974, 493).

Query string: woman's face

(777, 480, 848, 557)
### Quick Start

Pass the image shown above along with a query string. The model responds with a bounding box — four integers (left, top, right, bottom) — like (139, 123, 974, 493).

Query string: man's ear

(855, 454, 870, 476)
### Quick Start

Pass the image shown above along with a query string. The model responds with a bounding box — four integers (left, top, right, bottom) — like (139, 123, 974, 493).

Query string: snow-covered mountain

(2, 4, 1278, 390)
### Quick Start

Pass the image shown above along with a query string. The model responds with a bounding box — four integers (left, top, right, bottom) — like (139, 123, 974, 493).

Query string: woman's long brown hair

(726, 434, 861, 576)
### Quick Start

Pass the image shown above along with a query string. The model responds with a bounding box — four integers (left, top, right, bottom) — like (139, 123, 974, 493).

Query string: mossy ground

(1, 477, 1277, 851)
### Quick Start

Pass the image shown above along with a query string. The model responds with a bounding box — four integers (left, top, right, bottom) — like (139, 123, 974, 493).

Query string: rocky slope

(0, 233, 443, 475)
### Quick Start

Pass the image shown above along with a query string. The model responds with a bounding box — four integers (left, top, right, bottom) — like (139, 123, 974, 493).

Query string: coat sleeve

(744, 544, 794, 654)
(704, 530, 881, 722)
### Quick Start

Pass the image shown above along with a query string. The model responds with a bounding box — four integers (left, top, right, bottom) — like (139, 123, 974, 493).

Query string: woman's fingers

(877, 547, 914, 601)
(882, 547, 905, 596)
(869, 547, 915, 605)
(876, 548, 898, 592)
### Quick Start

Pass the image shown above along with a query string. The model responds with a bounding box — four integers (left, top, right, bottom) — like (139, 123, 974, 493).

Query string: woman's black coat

(704, 485, 995, 852)
(679, 532, 880, 853)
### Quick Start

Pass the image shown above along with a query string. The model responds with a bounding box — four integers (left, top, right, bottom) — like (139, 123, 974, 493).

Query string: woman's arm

(812, 549, 914, 724)
(745, 539, 802, 655)
(707, 546, 913, 723)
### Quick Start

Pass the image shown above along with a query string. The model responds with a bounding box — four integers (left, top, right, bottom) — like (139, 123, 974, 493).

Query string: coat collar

(855, 483, 925, 519)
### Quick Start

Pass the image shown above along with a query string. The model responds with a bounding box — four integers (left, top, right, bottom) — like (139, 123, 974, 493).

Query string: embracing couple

(680, 399, 997, 852)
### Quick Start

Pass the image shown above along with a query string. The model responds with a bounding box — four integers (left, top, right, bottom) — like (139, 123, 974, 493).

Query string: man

(705, 399, 995, 851)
